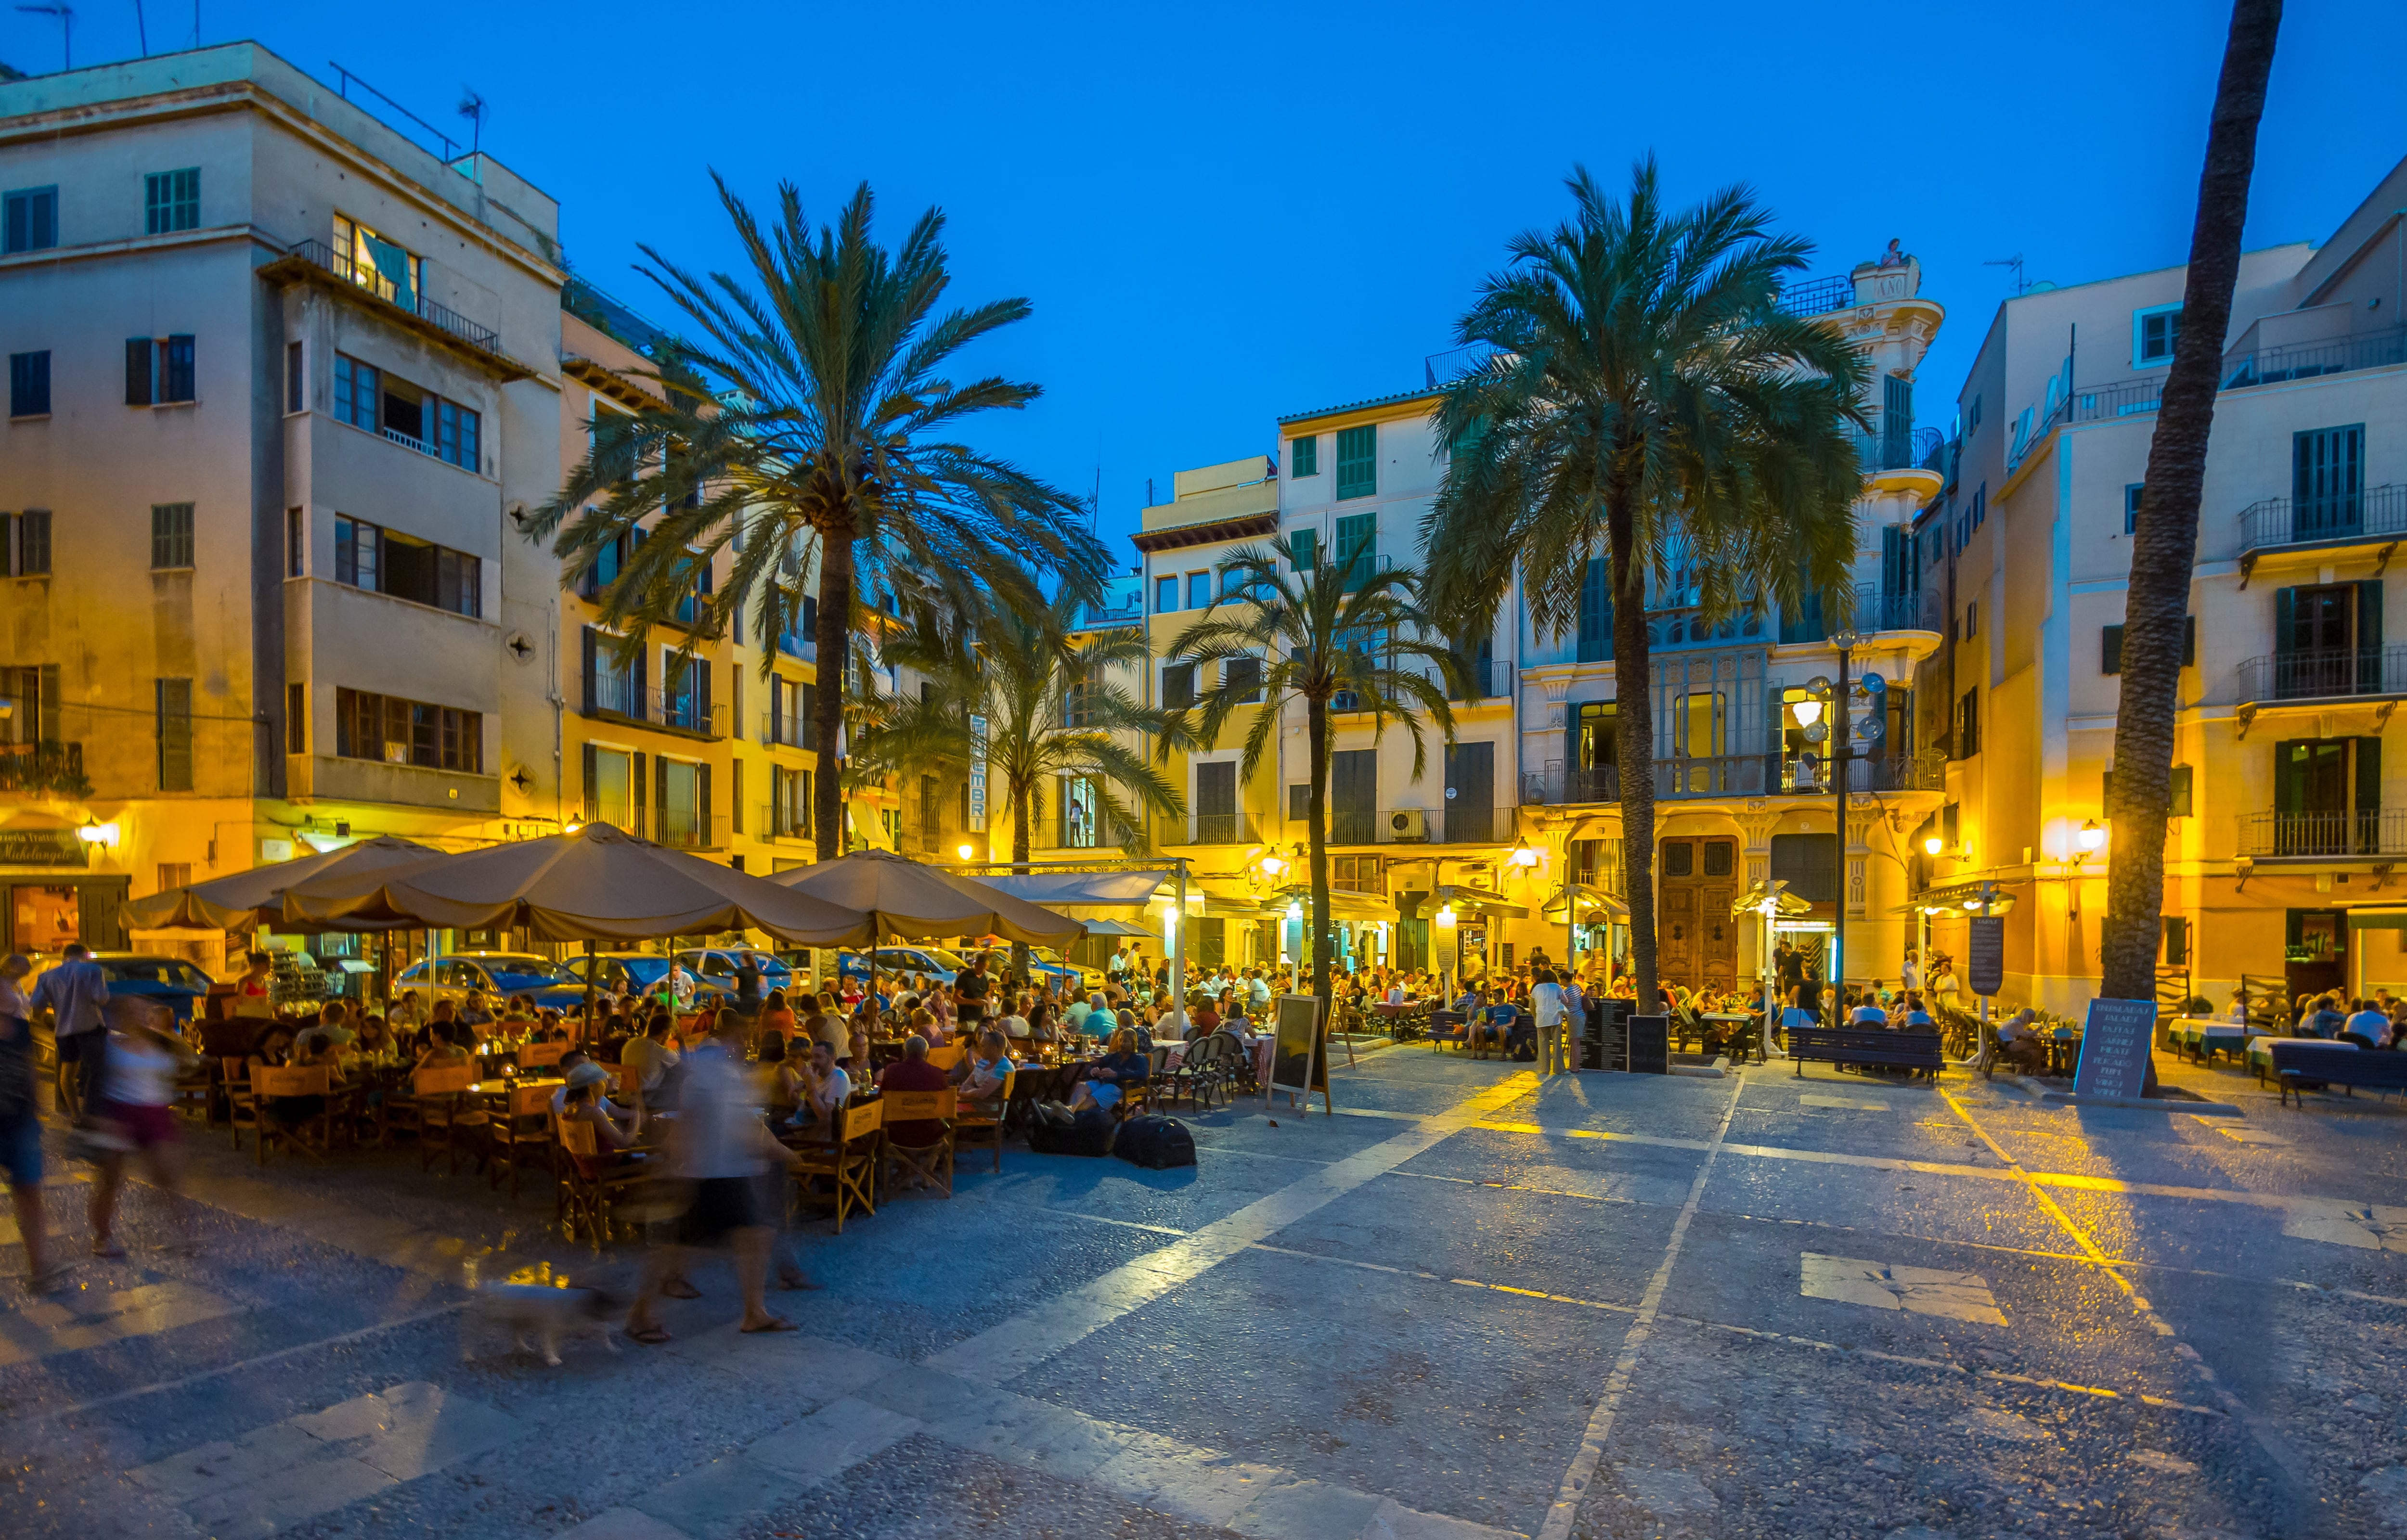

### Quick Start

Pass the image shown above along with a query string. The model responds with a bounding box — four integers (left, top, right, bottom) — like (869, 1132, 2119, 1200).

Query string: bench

(1425, 1010, 1469, 1052)
(1789, 1027, 1944, 1081)
(2272, 1039, 2407, 1107)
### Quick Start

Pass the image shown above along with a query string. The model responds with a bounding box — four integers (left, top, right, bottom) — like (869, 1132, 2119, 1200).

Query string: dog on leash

(461, 1283, 622, 1366)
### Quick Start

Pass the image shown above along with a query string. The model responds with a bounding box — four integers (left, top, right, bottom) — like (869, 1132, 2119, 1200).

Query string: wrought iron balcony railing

(2237, 645, 2407, 702)
(285, 239, 502, 354)
(2236, 484, 2407, 554)
(584, 671, 726, 737)
(2237, 809, 2407, 859)
(1524, 748, 1943, 806)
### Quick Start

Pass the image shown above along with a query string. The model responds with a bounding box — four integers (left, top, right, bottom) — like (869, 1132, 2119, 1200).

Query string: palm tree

(1164, 537, 1459, 1016)
(531, 177, 1108, 860)
(853, 583, 1191, 980)
(1422, 158, 1868, 1011)
(2101, 0, 2282, 1005)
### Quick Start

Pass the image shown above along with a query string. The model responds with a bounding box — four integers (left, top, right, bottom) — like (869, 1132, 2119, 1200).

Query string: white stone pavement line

(126, 1379, 526, 1540)
(1533, 1072, 1745, 1540)
(1941, 1089, 2312, 1495)
(590, 1329, 1518, 1540)
(0, 1278, 246, 1367)
(922, 1072, 1542, 1389)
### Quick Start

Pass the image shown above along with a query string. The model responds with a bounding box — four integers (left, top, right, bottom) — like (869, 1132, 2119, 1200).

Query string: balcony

(2238, 645, 2407, 703)
(1071, 597, 1146, 631)
(1441, 658, 1516, 702)
(2237, 484, 2407, 556)
(273, 239, 506, 358)
(2237, 809, 2407, 859)
(1026, 811, 1143, 852)
(1776, 275, 1856, 318)
(1186, 813, 1258, 846)
(1859, 585, 1943, 634)
(1854, 425, 1944, 474)
(1311, 807, 1516, 846)
(653, 813, 730, 853)
(583, 673, 726, 739)
(1524, 749, 1944, 805)
(759, 712, 816, 752)
(0, 741, 89, 797)
(756, 803, 813, 843)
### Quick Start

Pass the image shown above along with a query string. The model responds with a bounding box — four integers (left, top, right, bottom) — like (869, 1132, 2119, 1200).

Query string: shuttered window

(156, 679, 193, 791)
(1289, 435, 1318, 477)
(1577, 557, 1613, 662)
(1334, 424, 1377, 500)
(150, 503, 195, 569)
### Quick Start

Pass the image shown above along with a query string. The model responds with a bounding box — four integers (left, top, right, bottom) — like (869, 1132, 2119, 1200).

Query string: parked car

(391, 952, 588, 1014)
(560, 951, 734, 1005)
(836, 946, 967, 987)
(674, 948, 797, 996)
(1022, 945, 1104, 995)
(87, 952, 214, 1025)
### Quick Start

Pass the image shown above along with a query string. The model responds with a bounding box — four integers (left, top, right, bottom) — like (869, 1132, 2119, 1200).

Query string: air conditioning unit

(1389, 808, 1429, 842)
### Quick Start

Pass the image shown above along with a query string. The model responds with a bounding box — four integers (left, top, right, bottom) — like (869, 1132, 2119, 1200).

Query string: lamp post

(1830, 628, 1861, 1021)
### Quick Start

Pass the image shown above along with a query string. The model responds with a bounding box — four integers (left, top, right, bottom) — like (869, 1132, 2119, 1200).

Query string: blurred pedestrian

(86, 997, 198, 1258)
(32, 942, 110, 1119)
(0, 953, 64, 1289)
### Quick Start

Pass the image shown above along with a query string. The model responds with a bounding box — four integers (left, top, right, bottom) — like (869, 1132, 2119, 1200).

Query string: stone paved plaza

(4, 1043, 2406, 1539)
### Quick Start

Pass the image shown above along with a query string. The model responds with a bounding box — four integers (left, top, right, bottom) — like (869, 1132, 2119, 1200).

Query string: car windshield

(478, 956, 570, 986)
(921, 949, 968, 971)
(98, 958, 206, 988)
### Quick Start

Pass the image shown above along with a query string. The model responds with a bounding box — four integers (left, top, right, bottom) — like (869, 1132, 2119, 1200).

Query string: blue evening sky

(7, 2, 2401, 563)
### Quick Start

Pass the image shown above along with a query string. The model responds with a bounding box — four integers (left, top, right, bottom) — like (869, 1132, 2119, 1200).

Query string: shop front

(1, 824, 128, 959)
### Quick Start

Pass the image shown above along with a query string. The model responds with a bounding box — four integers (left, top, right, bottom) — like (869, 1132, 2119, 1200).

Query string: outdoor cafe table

(1164, 1033, 1275, 1089)
(2247, 1033, 2358, 1085)
(2169, 1017, 2256, 1066)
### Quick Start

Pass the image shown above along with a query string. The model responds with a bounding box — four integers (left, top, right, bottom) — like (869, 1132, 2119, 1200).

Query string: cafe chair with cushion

(789, 1096, 883, 1232)
(251, 1065, 335, 1164)
(490, 1080, 565, 1199)
(408, 1064, 491, 1176)
(880, 1089, 958, 1198)
(952, 1071, 1013, 1174)
(554, 1114, 652, 1253)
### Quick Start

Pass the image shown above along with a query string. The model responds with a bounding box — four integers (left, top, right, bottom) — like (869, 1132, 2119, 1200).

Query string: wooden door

(1657, 837, 1737, 994)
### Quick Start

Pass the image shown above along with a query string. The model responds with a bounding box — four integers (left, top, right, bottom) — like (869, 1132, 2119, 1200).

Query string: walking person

(624, 1010, 803, 1345)
(0, 954, 64, 1289)
(32, 942, 110, 1120)
(86, 997, 197, 1258)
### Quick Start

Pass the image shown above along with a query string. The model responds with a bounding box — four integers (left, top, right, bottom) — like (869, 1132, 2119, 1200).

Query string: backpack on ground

(1114, 1115, 1197, 1170)
(1028, 1101, 1118, 1157)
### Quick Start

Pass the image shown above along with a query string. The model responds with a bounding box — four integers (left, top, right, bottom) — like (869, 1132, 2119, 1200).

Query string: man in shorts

(32, 943, 110, 1117)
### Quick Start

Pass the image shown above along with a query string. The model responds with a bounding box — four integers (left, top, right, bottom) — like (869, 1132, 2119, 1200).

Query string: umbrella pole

(583, 938, 596, 1042)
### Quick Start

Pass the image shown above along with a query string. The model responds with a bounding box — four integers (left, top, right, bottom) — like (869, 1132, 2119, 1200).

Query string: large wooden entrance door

(1657, 837, 1738, 995)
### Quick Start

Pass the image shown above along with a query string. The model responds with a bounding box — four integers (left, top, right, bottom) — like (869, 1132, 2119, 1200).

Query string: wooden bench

(1425, 1010, 1469, 1052)
(2273, 1040, 2407, 1107)
(1789, 1027, 1944, 1081)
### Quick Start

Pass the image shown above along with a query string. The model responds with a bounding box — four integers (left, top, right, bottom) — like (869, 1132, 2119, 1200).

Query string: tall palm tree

(1422, 158, 1868, 1011)
(2101, 0, 2282, 1004)
(532, 177, 1108, 860)
(1165, 537, 1458, 1016)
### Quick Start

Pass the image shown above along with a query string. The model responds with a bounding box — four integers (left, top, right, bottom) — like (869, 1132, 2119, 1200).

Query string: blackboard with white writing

(2072, 996, 2156, 1100)
(1628, 1014, 1669, 1076)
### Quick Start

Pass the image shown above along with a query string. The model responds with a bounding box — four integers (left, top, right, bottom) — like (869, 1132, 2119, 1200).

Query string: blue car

(89, 952, 213, 1025)
(561, 952, 734, 1004)
(837, 946, 968, 987)
(393, 952, 592, 1014)
(675, 948, 796, 995)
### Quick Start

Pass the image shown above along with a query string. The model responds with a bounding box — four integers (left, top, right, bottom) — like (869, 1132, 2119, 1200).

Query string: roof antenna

(130, 0, 144, 54)
(457, 87, 486, 158)
(1985, 254, 2028, 296)
(14, 3, 71, 70)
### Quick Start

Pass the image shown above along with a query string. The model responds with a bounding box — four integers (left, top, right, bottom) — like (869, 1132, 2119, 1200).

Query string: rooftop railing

(1777, 275, 1857, 318)
(285, 238, 503, 354)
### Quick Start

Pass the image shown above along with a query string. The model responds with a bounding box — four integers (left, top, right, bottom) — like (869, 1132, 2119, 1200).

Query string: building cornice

(1130, 512, 1280, 554)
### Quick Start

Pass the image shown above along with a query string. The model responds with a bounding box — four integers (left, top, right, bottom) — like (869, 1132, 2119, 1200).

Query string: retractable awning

(1540, 883, 1628, 921)
(974, 870, 1171, 908)
(1430, 884, 1528, 919)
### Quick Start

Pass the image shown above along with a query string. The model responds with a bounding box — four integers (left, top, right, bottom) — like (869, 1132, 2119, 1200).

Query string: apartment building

(0, 44, 565, 961)
(1928, 151, 2407, 1016)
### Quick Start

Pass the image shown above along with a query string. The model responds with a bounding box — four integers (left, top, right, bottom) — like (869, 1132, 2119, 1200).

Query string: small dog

(461, 1283, 622, 1366)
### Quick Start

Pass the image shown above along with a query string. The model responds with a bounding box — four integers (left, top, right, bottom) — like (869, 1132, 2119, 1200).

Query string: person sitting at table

(458, 991, 496, 1029)
(1465, 991, 1511, 1059)
(2342, 998, 2391, 1048)
(758, 989, 799, 1045)
(953, 1031, 1015, 1113)
(2305, 994, 2347, 1039)
(1069, 1028, 1149, 1116)
(558, 1063, 644, 1177)
(873, 1035, 952, 1185)
(624, 1013, 682, 1100)
(994, 991, 1030, 1043)
(501, 994, 536, 1027)
(1082, 992, 1119, 1040)
(1990, 1009, 2047, 1073)
(350, 1014, 394, 1063)
(1848, 991, 1889, 1027)
(1024, 999, 1059, 1045)
(843, 1020, 872, 1072)
(756, 1034, 803, 1120)
(1898, 992, 1937, 1031)
(2227, 991, 2252, 1027)
(1193, 993, 1221, 1034)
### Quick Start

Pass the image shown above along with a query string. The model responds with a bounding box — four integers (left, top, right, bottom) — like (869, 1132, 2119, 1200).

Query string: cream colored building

(1927, 152, 2407, 1017)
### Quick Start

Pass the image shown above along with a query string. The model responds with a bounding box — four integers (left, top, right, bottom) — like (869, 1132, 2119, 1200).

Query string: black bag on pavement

(1029, 1102, 1119, 1157)
(1114, 1115, 1197, 1169)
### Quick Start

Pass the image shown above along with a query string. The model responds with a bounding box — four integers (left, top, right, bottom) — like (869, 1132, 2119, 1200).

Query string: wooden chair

(251, 1065, 335, 1164)
(489, 1080, 564, 1198)
(880, 1089, 957, 1198)
(554, 1114, 652, 1253)
(925, 1042, 967, 1073)
(953, 1069, 1013, 1174)
(518, 1042, 567, 1070)
(789, 1096, 883, 1232)
(221, 1056, 262, 1150)
(407, 1064, 491, 1174)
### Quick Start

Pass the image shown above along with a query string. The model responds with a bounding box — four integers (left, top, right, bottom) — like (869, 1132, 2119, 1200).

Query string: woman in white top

(88, 997, 196, 1258)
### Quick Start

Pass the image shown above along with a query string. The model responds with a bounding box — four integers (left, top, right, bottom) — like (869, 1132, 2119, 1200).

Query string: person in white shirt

(2342, 1000, 2392, 1046)
(1530, 970, 1568, 1062)
(1248, 969, 1272, 1010)
(1849, 996, 1889, 1027)
(1899, 948, 1922, 993)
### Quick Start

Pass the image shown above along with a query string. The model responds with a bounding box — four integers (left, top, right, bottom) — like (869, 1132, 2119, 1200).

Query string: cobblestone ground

(3, 1043, 2404, 1539)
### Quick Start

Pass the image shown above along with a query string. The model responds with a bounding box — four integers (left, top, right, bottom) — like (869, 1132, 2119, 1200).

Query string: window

(2134, 304, 2181, 367)
(1335, 424, 1377, 500)
(5, 510, 51, 576)
(333, 214, 420, 310)
(2163, 915, 2191, 966)
(435, 397, 480, 470)
(156, 678, 193, 790)
(1335, 511, 1376, 589)
(1224, 656, 1263, 703)
(2103, 764, 2193, 818)
(2101, 618, 2197, 675)
(1968, 395, 1982, 432)
(2124, 483, 2145, 536)
(9, 350, 49, 416)
(1163, 664, 1197, 709)
(1577, 557, 1613, 662)
(1956, 688, 1979, 757)
(1964, 601, 1978, 639)
(124, 335, 195, 406)
(150, 503, 194, 570)
(333, 353, 378, 430)
(334, 687, 483, 771)
(1289, 527, 1318, 571)
(287, 507, 304, 577)
(1969, 484, 1985, 531)
(587, 745, 639, 830)
(1289, 783, 1310, 822)
(1154, 575, 1177, 613)
(1290, 435, 1318, 478)
(286, 342, 304, 413)
(144, 168, 200, 234)
(1187, 571, 1211, 610)
(333, 514, 480, 617)
(286, 681, 306, 753)
(3, 186, 56, 252)
(2294, 424, 2365, 537)
(157, 862, 192, 893)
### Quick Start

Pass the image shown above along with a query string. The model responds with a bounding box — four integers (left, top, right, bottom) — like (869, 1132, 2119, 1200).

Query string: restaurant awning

(1540, 883, 1629, 921)
(1896, 879, 2019, 917)
(767, 848, 1085, 946)
(2344, 906, 2407, 930)
(122, 834, 441, 931)
(974, 870, 1170, 908)
(1272, 885, 1398, 923)
(1082, 917, 1156, 937)
(1429, 884, 1528, 919)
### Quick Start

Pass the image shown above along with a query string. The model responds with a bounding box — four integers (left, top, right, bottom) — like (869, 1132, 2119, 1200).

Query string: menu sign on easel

(1627, 1014, 1669, 1076)
(2072, 996, 2156, 1100)
(1967, 916, 2005, 998)
(1268, 994, 1331, 1113)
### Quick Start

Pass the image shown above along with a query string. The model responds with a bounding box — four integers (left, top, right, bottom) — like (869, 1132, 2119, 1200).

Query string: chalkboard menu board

(2072, 996, 2156, 1099)
(1586, 998, 1629, 1071)
(1628, 1014, 1669, 1076)
(1968, 915, 2005, 998)
(1268, 994, 1328, 1108)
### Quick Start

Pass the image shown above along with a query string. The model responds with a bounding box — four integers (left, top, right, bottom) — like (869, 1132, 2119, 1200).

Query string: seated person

(1994, 1009, 2048, 1073)
(875, 1036, 952, 1182)
(622, 1013, 682, 1098)
(1064, 995, 1093, 1036)
(1069, 1028, 1149, 1116)
(412, 1020, 471, 1070)
(783, 1039, 852, 1133)
(2305, 994, 2346, 1038)
(1469, 992, 1518, 1059)
(1083, 993, 1121, 1039)
(953, 1031, 1015, 1112)
(1848, 993, 1890, 1027)
(1897, 992, 1937, 1030)
(458, 991, 495, 1028)
(758, 1033, 803, 1119)
(557, 1064, 644, 1176)
(2342, 998, 2392, 1048)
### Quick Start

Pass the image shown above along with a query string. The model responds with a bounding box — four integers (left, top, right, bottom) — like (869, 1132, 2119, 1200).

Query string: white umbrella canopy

(275, 822, 871, 946)
(120, 835, 443, 932)
(765, 849, 1085, 947)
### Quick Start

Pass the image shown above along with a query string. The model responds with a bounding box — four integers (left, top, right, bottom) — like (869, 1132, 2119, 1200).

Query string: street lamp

(77, 818, 119, 848)
(1923, 834, 1945, 857)
(1508, 841, 1539, 869)
(957, 843, 975, 861)
(1260, 853, 1286, 877)
(1828, 628, 1861, 1008)
(2076, 819, 2106, 855)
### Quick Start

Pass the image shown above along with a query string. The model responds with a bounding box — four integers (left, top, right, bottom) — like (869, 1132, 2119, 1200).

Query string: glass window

(2124, 483, 2145, 536)
(1155, 575, 1178, 613)
(333, 214, 420, 310)
(144, 168, 200, 234)
(3, 186, 56, 253)
(1335, 424, 1377, 500)
(1289, 435, 1318, 477)
(2135, 305, 2181, 367)
(333, 354, 378, 430)
(1187, 571, 1211, 609)
(151, 503, 195, 569)
(1163, 664, 1197, 709)
(10, 349, 50, 416)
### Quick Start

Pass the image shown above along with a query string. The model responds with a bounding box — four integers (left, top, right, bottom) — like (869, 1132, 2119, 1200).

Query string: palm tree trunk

(813, 530, 854, 862)
(1606, 484, 1659, 1012)
(2101, 0, 2282, 1003)
(1009, 776, 1032, 995)
(1307, 693, 1333, 1021)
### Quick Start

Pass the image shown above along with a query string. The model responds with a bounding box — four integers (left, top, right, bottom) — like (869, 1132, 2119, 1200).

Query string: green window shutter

(2169, 764, 2193, 818)
(2359, 579, 2384, 691)
(1334, 424, 1377, 500)
(1290, 436, 1317, 477)
(1289, 528, 1318, 571)
(2357, 737, 2382, 817)
(632, 752, 647, 837)
(2100, 625, 2123, 675)
(2274, 588, 2295, 654)
(2183, 615, 2197, 667)
(1578, 558, 1613, 662)
(2273, 740, 2304, 814)
(125, 337, 153, 406)
(1334, 513, 1376, 590)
